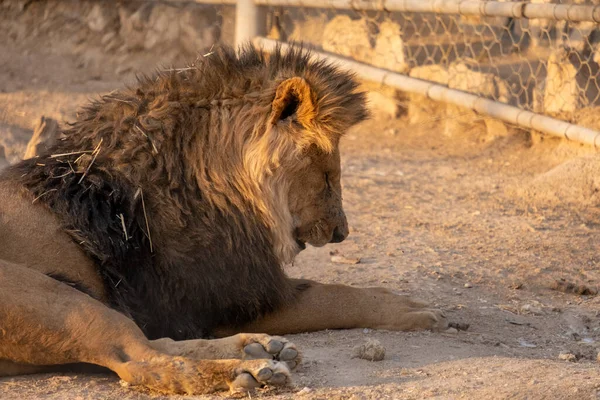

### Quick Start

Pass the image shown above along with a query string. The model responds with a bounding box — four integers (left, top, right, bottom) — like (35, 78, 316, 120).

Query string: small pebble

(331, 255, 361, 264)
(518, 339, 537, 348)
(520, 303, 544, 316)
(449, 322, 470, 331)
(464, 283, 473, 288)
(558, 353, 577, 362)
(297, 387, 313, 395)
(352, 339, 386, 361)
(445, 327, 458, 334)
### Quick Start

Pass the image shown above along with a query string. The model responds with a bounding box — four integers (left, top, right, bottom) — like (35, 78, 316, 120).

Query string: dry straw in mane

(3, 44, 368, 339)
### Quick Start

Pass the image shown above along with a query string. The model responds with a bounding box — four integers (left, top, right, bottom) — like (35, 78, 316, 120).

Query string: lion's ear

(270, 77, 316, 126)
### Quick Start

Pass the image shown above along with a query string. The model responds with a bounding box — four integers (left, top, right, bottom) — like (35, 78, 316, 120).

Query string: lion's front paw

(119, 356, 291, 395)
(380, 308, 448, 332)
(420, 309, 448, 331)
(230, 359, 291, 393)
(240, 334, 301, 369)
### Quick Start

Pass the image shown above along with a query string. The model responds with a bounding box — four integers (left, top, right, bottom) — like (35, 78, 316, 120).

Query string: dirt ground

(2, 2, 600, 399)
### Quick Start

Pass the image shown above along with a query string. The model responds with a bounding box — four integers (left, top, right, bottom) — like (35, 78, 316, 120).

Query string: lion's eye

(324, 173, 331, 190)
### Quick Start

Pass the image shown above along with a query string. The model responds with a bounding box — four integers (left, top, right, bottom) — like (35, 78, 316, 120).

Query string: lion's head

(158, 45, 369, 264)
(232, 47, 369, 263)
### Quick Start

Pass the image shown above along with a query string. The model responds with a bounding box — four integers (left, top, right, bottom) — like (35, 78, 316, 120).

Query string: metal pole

(254, 37, 600, 148)
(253, 0, 600, 23)
(235, 0, 267, 48)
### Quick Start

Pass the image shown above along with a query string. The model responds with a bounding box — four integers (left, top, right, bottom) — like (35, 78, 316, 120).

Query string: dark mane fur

(0, 44, 367, 340)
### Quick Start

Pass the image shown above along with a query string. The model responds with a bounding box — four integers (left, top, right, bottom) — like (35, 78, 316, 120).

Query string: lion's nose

(330, 225, 348, 243)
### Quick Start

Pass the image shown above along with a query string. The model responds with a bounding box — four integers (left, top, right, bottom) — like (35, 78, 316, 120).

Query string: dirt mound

(514, 155, 600, 207)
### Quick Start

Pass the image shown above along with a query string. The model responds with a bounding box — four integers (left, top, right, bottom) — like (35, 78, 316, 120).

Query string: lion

(0, 44, 447, 394)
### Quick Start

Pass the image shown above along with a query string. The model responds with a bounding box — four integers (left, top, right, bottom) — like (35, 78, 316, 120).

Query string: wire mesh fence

(9, 0, 600, 142)
(256, 0, 600, 132)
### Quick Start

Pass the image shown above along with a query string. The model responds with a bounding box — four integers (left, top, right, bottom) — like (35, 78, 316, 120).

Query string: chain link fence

(6, 0, 600, 143)
(248, 0, 600, 140)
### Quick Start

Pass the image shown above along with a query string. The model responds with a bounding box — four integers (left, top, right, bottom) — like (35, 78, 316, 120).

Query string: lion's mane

(1, 44, 367, 339)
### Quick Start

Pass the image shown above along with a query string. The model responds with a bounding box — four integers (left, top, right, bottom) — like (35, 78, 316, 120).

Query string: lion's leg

(0, 261, 291, 394)
(217, 279, 447, 336)
(151, 334, 301, 369)
(0, 360, 51, 376)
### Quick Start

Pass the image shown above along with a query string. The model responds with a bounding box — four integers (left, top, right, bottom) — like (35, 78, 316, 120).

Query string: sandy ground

(2, 4, 600, 400)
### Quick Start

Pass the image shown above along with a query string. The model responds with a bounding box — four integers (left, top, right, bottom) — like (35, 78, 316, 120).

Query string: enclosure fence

(169, 0, 600, 147)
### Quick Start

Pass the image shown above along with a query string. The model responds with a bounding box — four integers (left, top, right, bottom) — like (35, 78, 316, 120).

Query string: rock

(178, 7, 219, 54)
(518, 338, 537, 348)
(322, 17, 408, 119)
(464, 282, 473, 288)
(331, 255, 361, 265)
(323, 16, 372, 62)
(409, 64, 449, 85)
(371, 20, 407, 73)
(118, 3, 219, 56)
(144, 4, 181, 50)
(442, 62, 511, 139)
(352, 339, 386, 361)
(520, 302, 545, 316)
(551, 279, 598, 296)
(483, 117, 509, 139)
(366, 91, 399, 120)
(448, 62, 509, 102)
(543, 49, 579, 117)
(297, 387, 313, 395)
(558, 352, 578, 362)
(407, 65, 449, 124)
(289, 15, 328, 48)
(448, 322, 470, 331)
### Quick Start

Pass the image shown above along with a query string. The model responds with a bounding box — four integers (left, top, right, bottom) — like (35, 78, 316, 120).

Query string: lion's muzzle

(329, 219, 349, 244)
